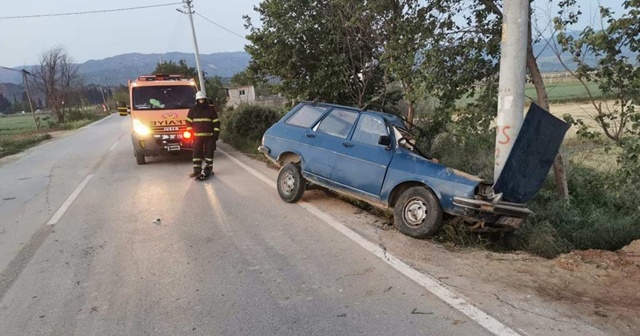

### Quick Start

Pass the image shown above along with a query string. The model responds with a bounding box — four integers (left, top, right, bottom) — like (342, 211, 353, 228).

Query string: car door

(300, 108, 359, 180)
(332, 113, 394, 197)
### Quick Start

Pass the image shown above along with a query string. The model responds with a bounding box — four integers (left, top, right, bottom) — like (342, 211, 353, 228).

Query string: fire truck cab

(119, 74, 198, 165)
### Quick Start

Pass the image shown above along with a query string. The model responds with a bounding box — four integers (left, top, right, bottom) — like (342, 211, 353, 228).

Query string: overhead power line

(0, 3, 182, 20)
(195, 13, 247, 41)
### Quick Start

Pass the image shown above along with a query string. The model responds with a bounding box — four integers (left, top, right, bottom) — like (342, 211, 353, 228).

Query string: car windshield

(393, 126, 432, 159)
(132, 86, 195, 110)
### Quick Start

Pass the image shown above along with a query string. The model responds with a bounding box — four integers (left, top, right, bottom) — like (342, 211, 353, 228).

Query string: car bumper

(453, 197, 533, 229)
(132, 133, 193, 156)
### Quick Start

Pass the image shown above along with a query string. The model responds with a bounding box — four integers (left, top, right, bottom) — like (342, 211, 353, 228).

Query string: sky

(0, 0, 626, 69)
(0, 0, 261, 68)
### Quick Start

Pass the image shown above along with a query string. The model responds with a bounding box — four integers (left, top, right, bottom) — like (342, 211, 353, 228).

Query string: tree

(153, 60, 198, 79)
(31, 47, 80, 124)
(244, 0, 387, 107)
(204, 76, 228, 112)
(230, 69, 255, 87)
(0, 93, 10, 113)
(555, 0, 640, 180)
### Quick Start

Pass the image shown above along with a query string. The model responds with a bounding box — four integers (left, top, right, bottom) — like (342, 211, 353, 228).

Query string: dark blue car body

(260, 102, 566, 236)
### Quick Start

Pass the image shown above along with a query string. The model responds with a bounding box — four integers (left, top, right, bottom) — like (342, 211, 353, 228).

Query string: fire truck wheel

(135, 151, 146, 165)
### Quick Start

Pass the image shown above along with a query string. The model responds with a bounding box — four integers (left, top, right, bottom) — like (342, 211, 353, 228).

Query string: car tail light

(183, 130, 192, 139)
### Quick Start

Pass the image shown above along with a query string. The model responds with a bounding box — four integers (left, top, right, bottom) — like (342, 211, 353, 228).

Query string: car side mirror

(378, 135, 392, 147)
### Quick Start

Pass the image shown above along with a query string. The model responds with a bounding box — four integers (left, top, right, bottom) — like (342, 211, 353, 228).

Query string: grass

(0, 113, 43, 135)
(0, 108, 108, 159)
(459, 80, 604, 106)
(525, 81, 603, 104)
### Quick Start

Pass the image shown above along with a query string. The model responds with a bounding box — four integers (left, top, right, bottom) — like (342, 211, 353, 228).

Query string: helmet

(195, 91, 207, 100)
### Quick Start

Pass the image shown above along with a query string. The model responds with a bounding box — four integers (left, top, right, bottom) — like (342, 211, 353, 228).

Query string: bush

(221, 104, 285, 153)
(511, 165, 640, 257)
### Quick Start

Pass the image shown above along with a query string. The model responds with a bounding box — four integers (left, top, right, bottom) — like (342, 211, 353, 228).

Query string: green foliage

(153, 59, 197, 78)
(204, 76, 228, 112)
(244, 0, 388, 107)
(556, 0, 640, 181)
(0, 93, 11, 113)
(512, 165, 640, 257)
(112, 85, 129, 107)
(221, 104, 285, 152)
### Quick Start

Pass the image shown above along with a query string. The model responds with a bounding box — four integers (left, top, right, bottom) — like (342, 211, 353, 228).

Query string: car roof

(299, 101, 404, 126)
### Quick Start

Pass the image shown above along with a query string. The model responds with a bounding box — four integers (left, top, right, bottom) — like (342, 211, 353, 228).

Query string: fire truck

(118, 74, 198, 165)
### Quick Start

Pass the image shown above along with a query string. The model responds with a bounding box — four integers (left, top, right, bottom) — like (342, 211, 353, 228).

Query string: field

(525, 80, 603, 104)
(0, 113, 44, 134)
(0, 108, 107, 158)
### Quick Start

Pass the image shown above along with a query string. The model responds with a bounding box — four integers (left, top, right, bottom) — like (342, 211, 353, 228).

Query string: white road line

(219, 149, 522, 336)
(109, 140, 120, 151)
(46, 175, 94, 225)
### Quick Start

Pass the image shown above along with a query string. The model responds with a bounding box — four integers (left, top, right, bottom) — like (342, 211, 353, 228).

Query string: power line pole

(1, 66, 38, 130)
(178, 0, 206, 96)
(22, 70, 38, 130)
(494, 0, 529, 182)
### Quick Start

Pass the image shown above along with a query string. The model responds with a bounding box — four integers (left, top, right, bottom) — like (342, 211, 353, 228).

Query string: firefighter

(186, 91, 220, 179)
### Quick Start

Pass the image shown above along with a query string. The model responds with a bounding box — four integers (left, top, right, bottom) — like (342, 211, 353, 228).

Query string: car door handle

(342, 142, 354, 148)
(305, 133, 315, 138)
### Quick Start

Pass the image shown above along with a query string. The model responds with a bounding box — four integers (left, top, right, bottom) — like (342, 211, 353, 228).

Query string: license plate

(497, 216, 524, 227)
(163, 127, 179, 131)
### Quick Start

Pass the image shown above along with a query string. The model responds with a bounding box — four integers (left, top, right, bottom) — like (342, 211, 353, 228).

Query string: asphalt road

(0, 115, 504, 335)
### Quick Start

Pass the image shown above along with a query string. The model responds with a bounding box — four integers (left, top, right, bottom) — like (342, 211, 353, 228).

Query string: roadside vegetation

(0, 107, 108, 158)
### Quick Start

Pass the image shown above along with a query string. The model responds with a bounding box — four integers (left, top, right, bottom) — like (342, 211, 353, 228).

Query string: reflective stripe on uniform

(213, 128, 220, 132)
(186, 117, 193, 122)
(195, 132, 214, 136)
(205, 158, 213, 163)
(193, 118, 213, 122)
(211, 118, 219, 123)
(193, 164, 201, 168)
(193, 158, 202, 162)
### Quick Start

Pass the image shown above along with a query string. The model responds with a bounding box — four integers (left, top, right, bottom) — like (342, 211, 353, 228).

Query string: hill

(0, 51, 251, 87)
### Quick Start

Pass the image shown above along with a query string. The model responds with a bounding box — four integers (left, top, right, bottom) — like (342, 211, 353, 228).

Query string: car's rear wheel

(394, 186, 443, 238)
(277, 163, 305, 203)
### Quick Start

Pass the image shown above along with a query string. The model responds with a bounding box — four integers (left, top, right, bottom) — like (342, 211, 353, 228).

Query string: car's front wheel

(394, 186, 443, 238)
(277, 163, 306, 203)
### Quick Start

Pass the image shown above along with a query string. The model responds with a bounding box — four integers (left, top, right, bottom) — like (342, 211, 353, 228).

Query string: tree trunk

(526, 18, 569, 198)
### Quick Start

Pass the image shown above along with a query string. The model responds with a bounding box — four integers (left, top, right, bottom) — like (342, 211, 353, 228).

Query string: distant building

(225, 85, 256, 108)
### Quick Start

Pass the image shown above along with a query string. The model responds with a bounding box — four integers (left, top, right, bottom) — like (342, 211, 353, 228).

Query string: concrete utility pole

(494, 0, 529, 182)
(178, 0, 207, 97)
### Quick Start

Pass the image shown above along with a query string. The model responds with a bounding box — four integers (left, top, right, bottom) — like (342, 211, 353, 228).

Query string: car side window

(315, 108, 359, 139)
(285, 105, 327, 128)
(351, 114, 388, 146)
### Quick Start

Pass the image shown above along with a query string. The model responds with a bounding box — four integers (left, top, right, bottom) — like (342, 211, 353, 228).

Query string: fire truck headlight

(133, 119, 151, 136)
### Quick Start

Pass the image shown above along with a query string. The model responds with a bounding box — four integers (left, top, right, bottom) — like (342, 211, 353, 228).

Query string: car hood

(493, 103, 570, 203)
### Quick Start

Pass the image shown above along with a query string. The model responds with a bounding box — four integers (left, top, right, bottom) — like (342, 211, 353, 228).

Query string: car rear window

(285, 105, 327, 128)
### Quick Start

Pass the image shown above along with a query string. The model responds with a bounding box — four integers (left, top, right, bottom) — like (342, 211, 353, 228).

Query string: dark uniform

(186, 99, 220, 177)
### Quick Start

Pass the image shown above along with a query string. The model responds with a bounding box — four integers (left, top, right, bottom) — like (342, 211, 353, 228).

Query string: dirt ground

(303, 189, 640, 335)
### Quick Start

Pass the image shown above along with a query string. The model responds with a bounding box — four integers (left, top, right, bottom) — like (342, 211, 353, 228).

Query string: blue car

(259, 102, 568, 238)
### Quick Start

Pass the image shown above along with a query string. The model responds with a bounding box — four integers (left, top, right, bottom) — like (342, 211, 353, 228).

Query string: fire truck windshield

(132, 86, 196, 110)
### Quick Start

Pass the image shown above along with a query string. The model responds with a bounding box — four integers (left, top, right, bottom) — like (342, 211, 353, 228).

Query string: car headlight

(133, 119, 151, 136)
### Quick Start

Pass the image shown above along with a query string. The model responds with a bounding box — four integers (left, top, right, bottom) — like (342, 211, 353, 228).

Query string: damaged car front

(380, 119, 534, 232)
